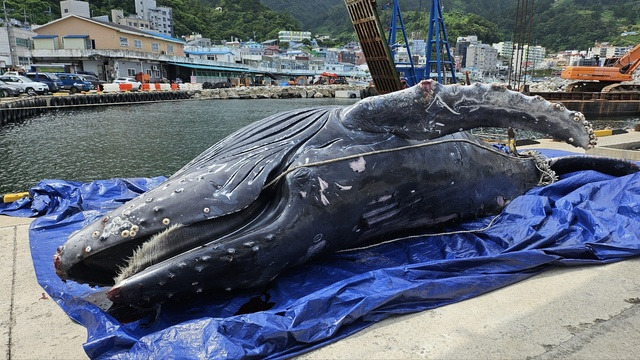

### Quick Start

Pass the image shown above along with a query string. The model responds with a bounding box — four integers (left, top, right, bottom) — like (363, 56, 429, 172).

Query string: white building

(0, 20, 36, 69)
(278, 31, 311, 43)
(148, 7, 173, 36)
(512, 44, 547, 74)
(492, 41, 513, 58)
(466, 43, 498, 74)
(60, 0, 90, 18)
(111, 9, 151, 31)
(589, 43, 634, 59)
(525, 45, 546, 68)
(135, 0, 174, 36)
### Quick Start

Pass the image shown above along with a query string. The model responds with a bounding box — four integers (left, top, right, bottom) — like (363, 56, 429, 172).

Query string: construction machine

(561, 43, 640, 92)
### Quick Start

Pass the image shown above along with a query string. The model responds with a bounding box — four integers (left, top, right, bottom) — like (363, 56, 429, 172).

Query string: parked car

(54, 73, 94, 93)
(113, 77, 142, 89)
(25, 72, 63, 93)
(78, 74, 106, 91)
(0, 80, 24, 97)
(0, 75, 49, 96)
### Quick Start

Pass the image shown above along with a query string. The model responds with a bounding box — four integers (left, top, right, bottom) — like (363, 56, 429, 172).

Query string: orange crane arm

(612, 43, 640, 74)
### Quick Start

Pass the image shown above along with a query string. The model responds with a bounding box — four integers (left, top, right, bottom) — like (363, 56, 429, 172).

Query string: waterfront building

(32, 14, 184, 80)
(60, 0, 90, 18)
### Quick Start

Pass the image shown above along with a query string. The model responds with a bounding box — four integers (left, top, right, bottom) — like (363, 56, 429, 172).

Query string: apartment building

(135, 0, 174, 36)
(466, 43, 498, 74)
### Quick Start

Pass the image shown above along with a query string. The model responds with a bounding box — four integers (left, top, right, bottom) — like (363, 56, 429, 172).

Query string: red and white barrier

(103, 83, 187, 93)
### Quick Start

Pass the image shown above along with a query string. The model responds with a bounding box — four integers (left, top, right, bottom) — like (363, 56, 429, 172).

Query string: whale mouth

(62, 189, 280, 287)
(63, 235, 151, 286)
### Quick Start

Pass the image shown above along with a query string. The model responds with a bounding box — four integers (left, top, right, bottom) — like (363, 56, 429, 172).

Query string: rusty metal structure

(508, 0, 535, 90)
(532, 91, 640, 117)
(344, 0, 402, 94)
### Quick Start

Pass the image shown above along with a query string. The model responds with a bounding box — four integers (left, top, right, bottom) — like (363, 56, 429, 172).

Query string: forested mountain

(9, 0, 300, 43)
(8, 0, 640, 52)
(262, 0, 640, 52)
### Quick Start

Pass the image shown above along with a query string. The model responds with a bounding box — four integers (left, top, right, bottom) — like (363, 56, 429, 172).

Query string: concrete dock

(2, 131, 640, 359)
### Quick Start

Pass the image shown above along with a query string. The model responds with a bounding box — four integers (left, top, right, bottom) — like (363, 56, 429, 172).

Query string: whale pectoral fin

(340, 81, 595, 149)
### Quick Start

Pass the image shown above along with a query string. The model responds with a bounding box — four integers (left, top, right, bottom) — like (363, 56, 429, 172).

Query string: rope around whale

(336, 213, 502, 253)
(261, 138, 558, 253)
(262, 137, 558, 190)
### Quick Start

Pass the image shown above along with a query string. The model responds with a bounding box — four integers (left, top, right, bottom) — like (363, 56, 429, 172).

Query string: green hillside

(261, 0, 640, 52)
(8, 0, 640, 52)
(9, 0, 300, 42)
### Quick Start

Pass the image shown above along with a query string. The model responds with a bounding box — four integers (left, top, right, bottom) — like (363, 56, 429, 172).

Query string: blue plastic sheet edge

(2, 150, 640, 359)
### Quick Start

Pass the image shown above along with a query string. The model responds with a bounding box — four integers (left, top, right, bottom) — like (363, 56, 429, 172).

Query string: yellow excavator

(561, 43, 640, 92)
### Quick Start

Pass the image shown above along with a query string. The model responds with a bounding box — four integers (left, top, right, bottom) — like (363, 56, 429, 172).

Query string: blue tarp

(2, 150, 640, 359)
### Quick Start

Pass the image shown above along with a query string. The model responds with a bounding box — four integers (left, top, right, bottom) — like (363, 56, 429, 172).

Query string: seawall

(0, 85, 369, 127)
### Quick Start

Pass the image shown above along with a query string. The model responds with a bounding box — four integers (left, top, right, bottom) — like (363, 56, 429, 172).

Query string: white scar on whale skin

(114, 224, 184, 284)
(319, 177, 330, 206)
(349, 156, 366, 172)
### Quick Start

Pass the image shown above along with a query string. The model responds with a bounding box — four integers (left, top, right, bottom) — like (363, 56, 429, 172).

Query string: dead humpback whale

(53, 80, 638, 306)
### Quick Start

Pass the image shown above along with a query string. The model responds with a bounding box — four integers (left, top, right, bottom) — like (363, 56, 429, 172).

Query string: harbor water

(0, 98, 638, 194)
(0, 98, 357, 194)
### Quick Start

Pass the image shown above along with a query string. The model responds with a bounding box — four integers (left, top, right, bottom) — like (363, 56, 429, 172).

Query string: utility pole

(3, 0, 15, 70)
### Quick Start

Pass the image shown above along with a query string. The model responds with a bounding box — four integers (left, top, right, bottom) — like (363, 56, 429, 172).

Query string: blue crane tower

(424, 0, 457, 84)
(345, 0, 457, 92)
(386, 0, 457, 85)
